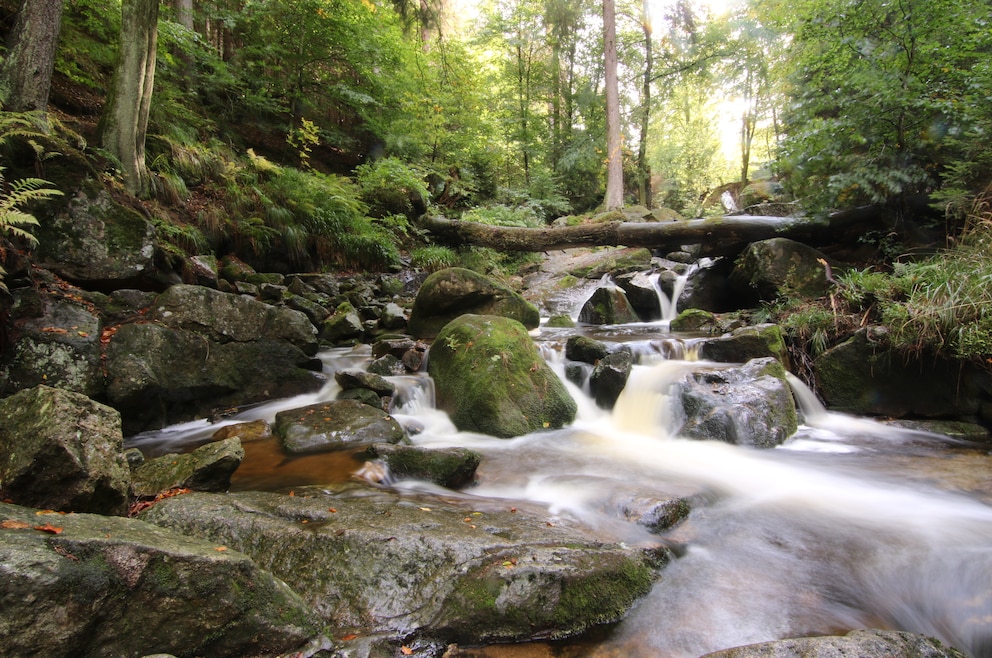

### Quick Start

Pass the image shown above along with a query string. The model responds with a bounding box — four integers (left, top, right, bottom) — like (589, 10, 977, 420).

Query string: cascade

(126, 325, 992, 658)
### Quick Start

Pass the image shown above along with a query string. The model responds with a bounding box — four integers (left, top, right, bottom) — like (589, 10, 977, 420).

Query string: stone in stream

(274, 399, 406, 454)
(0, 501, 320, 658)
(699, 629, 967, 658)
(428, 314, 577, 438)
(578, 285, 641, 325)
(363, 442, 482, 488)
(130, 436, 245, 497)
(139, 486, 664, 646)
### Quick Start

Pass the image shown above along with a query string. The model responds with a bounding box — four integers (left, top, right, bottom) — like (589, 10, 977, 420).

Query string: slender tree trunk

(99, 0, 160, 198)
(637, 0, 653, 208)
(603, 0, 623, 211)
(0, 0, 64, 122)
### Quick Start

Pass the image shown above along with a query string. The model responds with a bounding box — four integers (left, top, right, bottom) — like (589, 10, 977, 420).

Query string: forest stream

(126, 306, 992, 658)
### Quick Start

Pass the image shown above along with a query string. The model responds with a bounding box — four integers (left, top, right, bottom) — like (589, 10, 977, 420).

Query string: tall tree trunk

(173, 0, 194, 30)
(0, 0, 64, 122)
(636, 0, 653, 208)
(99, 0, 160, 198)
(603, 0, 623, 211)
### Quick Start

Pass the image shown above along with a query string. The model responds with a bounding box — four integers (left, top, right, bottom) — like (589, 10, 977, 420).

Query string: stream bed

(127, 323, 992, 658)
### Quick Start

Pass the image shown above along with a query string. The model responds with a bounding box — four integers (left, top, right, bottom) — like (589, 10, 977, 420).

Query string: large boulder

(33, 188, 162, 289)
(701, 629, 967, 658)
(0, 386, 130, 515)
(0, 501, 320, 658)
(106, 322, 325, 434)
(139, 487, 660, 645)
(674, 358, 798, 448)
(408, 268, 540, 339)
(274, 399, 405, 454)
(699, 323, 789, 365)
(814, 329, 992, 421)
(729, 237, 842, 302)
(428, 314, 577, 438)
(150, 284, 318, 354)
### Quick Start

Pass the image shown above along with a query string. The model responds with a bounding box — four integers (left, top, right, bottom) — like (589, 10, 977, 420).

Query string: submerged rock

(428, 314, 577, 438)
(700, 629, 967, 658)
(139, 487, 662, 645)
(363, 443, 481, 488)
(407, 268, 540, 339)
(0, 501, 319, 658)
(0, 386, 130, 515)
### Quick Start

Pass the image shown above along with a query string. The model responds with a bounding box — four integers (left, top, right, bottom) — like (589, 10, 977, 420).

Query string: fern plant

(0, 167, 63, 291)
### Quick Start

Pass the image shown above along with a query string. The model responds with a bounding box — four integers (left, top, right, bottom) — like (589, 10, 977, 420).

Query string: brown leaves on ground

(1, 519, 64, 534)
(127, 487, 193, 517)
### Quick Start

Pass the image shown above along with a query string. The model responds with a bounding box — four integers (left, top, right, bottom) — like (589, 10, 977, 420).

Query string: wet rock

(699, 323, 789, 364)
(670, 308, 720, 334)
(407, 268, 540, 339)
(675, 357, 798, 448)
(0, 386, 130, 515)
(285, 293, 330, 326)
(335, 368, 396, 397)
(566, 247, 653, 279)
(428, 314, 577, 438)
(131, 437, 245, 497)
(700, 629, 967, 658)
(616, 271, 662, 320)
(578, 286, 640, 325)
(368, 354, 407, 376)
(380, 301, 408, 330)
(183, 254, 219, 287)
(364, 443, 481, 488)
(321, 301, 364, 344)
(274, 399, 405, 454)
(139, 487, 660, 645)
(546, 314, 575, 328)
(729, 237, 843, 302)
(210, 419, 273, 443)
(1, 296, 104, 398)
(590, 348, 634, 409)
(0, 501, 320, 658)
(105, 322, 325, 434)
(218, 254, 256, 283)
(150, 284, 318, 355)
(565, 335, 611, 364)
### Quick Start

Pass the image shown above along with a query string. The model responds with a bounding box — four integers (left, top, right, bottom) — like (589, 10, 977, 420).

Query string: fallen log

(418, 209, 877, 257)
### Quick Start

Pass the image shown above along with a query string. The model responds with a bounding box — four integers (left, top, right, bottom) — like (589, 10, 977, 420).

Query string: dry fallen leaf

(214, 546, 228, 552)
(1, 519, 30, 530)
(401, 646, 414, 656)
(34, 523, 64, 534)
(339, 634, 358, 642)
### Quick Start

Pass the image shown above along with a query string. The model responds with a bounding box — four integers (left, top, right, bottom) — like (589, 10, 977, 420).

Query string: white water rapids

(128, 332, 992, 658)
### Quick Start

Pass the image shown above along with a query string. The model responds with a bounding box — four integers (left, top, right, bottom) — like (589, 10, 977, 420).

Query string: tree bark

(0, 0, 64, 120)
(602, 0, 623, 210)
(98, 0, 160, 198)
(636, 0, 653, 208)
(418, 210, 876, 257)
(173, 0, 194, 30)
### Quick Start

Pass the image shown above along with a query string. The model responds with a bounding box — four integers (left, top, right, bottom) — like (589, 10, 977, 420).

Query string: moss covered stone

(428, 314, 577, 438)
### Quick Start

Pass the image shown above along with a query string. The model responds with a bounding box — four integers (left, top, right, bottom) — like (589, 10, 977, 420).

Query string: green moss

(551, 554, 654, 628)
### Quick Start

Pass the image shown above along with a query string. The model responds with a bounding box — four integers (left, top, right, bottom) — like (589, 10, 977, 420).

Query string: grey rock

(131, 437, 245, 497)
(274, 399, 405, 454)
(700, 629, 967, 658)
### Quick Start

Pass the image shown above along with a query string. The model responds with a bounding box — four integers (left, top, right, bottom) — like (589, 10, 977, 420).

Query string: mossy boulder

(729, 237, 842, 302)
(0, 501, 319, 658)
(699, 323, 788, 364)
(139, 487, 660, 644)
(320, 301, 364, 345)
(670, 308, 719, 334)
(0, 386, 130, 515)
(407, 268, 540, 339)
(428, 315, 577, 438)
(567, 247, 653, 279)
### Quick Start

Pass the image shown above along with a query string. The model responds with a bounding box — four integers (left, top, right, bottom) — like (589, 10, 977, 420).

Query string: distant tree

(0, 0, 65, 122)
(602, 0, 623, 210)
(99, 0, 160, 197)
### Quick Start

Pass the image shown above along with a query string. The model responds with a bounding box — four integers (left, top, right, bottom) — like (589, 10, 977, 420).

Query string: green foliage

(355, 157, 429, 218)
(461, 204, 542, 228)
(411, 245, 456, 272)
(774, 0, 989, 214)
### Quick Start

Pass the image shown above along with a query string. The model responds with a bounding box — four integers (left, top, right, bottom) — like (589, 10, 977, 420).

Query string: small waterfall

(650, 264, 697, 324)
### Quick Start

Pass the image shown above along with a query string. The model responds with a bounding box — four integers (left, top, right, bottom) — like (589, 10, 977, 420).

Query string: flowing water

(127, 321, 992, 658)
